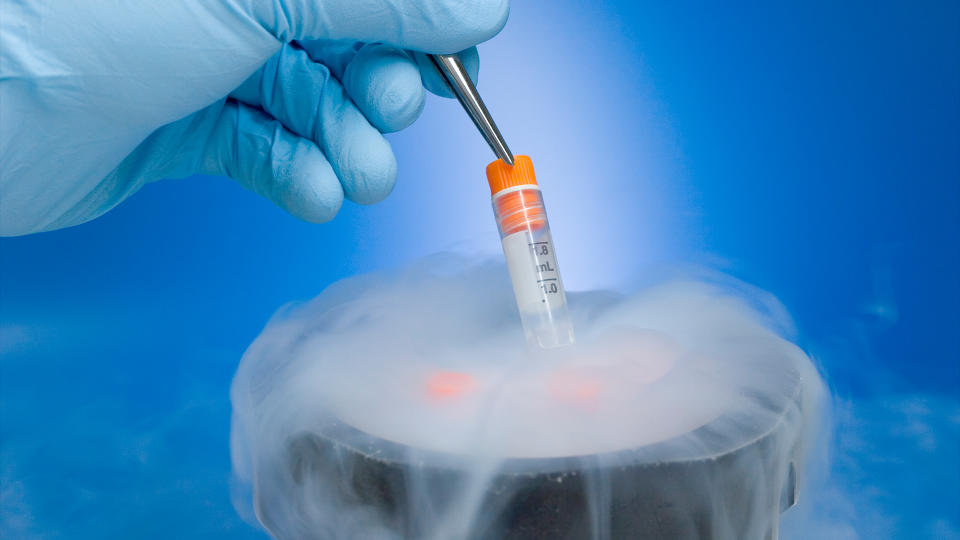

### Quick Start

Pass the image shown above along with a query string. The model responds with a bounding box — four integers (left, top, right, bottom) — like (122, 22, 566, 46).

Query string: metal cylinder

(257, 382, 803, 540)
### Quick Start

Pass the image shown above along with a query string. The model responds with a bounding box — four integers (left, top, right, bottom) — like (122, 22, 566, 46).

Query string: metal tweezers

(429, 54, 515, 166)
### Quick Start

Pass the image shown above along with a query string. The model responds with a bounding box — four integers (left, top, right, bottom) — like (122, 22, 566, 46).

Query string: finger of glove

(231, 45, 397, 204)
(412, 47, 480, 99)
(341, 43, 424, 133)
(253, 0, 509, 54)
(300, 40, 479, 101)
(201, 100, 344, 223)
(295, 40, 423, 131)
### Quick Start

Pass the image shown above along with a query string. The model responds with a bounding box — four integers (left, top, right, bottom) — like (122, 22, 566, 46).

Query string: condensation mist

(229, 257, 825, 540)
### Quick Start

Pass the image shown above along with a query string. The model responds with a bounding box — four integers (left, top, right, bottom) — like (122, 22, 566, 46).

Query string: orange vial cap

(425, 371, 476, 399)
(486, 155, 538, 195)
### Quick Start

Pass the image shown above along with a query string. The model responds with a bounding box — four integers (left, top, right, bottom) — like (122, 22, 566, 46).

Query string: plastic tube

(487, 156, 574, 349)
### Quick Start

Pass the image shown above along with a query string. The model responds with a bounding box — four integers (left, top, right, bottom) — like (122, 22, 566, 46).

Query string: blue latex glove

(0, 1, 508, 236)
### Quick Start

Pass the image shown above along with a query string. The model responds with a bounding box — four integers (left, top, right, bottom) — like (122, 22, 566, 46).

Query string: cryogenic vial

(487, 156, 574, 349)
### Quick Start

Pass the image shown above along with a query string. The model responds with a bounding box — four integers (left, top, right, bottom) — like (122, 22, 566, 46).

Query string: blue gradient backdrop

(1, 1, 958, 538)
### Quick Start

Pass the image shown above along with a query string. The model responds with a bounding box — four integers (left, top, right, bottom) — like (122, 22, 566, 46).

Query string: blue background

(1, 0, 957, 538)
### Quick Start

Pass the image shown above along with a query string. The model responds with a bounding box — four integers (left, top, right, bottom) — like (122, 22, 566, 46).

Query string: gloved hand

(0, 1, 508, 236)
